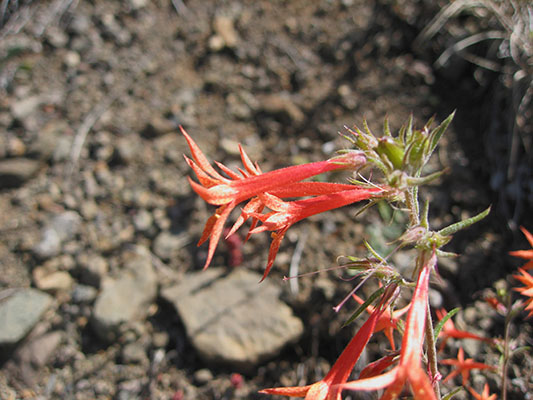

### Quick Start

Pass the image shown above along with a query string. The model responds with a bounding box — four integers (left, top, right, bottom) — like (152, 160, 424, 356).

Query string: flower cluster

(182, 114, 503, 400)
(182, 127, 385, 280)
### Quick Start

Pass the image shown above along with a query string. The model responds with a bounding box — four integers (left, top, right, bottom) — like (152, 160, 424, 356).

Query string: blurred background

(0, 0, 531, 399)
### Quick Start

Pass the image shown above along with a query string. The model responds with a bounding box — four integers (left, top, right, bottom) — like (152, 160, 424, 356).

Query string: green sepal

(399, 114, 413, 144)
(429, 111, 455, 155)
(436, 249, 459, 258)
(383, 118, 392, 137)
(406, 133, 429, 171)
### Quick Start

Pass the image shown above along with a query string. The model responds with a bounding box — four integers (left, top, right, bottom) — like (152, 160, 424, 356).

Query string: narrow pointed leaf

(343, 286, 385, 327)
(434, 307, 460, 341)
(442, 387, 463, 400)
(429, 111, 455, 154)
(406, 168, 448, 187)
(438, 206, 491, 236)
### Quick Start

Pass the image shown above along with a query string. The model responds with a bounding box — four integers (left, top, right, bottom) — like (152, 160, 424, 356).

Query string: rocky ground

(0, 0, 531, 399)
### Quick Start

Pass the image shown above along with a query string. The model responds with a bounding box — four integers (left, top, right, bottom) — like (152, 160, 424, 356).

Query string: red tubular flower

(435, 308, 493, 352)
(247, 187, 384, 280)
(441, 347, 494, 385)
(182, 127, 380, 273)
(509, 226, 533, 270)
(338, 254, 438, 400)
(513, 267, 533, 318)
(259, 299, 387, 400)
(182, 127, 366, 206)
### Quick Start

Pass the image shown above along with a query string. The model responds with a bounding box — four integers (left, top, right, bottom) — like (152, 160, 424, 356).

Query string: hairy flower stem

(405, 188, 420, 226)
(425, 301, 441, 399)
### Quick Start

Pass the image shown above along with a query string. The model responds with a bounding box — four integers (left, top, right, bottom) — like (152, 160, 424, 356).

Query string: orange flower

(338, 254, 438, 400)
(183, 127, 366, 207)
(246, 188, 384, 280)
(509, 226, 533, 270)
(352, 293, 409, 350)
(441, 347, 494, 385)
(513, 267, 533, 318)
(259, 301, 386, 399)
(467, 383, 497, 400)
(182, 127, 373, 272)
(435, 308, 492, 352)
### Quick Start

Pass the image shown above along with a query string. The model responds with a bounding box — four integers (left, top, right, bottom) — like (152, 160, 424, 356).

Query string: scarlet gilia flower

(246, 188, 384, 280)
(435, 308, 492, 352)
(352, 293, 409, 350)
(441, 347, 494, 385)
(467, 383, 497, 400)
(509, 226, 533, 270)
(338, 253, 438, 400)
(182, 127, 383, 277)
(259, 292, 391, 400)
(513, 267, 533, 318)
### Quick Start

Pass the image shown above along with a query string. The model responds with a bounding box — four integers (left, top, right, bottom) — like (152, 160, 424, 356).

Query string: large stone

(0, 288, 53, 346)
(91, 247, 157, 341)
(162, 268, 303, 370)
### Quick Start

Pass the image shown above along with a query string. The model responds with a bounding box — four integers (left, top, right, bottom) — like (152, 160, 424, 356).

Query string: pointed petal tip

(258, 386, 310, 396)
(519, 226, 533, 246)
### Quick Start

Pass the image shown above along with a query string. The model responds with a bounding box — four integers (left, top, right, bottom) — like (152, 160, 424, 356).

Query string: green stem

(405, 188, 420, 226)
(425, 301, 441, 399)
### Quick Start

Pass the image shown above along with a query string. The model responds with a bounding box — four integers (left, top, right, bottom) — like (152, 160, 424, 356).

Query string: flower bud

(377, 137, 404, 170)
(331, 151, 367, 169)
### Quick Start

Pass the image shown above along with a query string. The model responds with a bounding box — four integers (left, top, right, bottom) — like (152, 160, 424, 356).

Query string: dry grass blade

(435, 30, 508, 69)
(416, 0, 532, 227)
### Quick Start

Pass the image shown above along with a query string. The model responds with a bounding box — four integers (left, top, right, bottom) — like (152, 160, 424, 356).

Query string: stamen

(282, 264, 350, 281)
(333, 272, 374, 313)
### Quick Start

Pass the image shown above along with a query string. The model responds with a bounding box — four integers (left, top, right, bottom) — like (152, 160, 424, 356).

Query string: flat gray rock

(162, 268, 303, 370)
(91, 247, 157, 341)
(0, 288, 53, 346)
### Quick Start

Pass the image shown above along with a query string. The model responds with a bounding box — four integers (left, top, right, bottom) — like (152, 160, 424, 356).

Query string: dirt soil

(0, 0, 531, 399)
